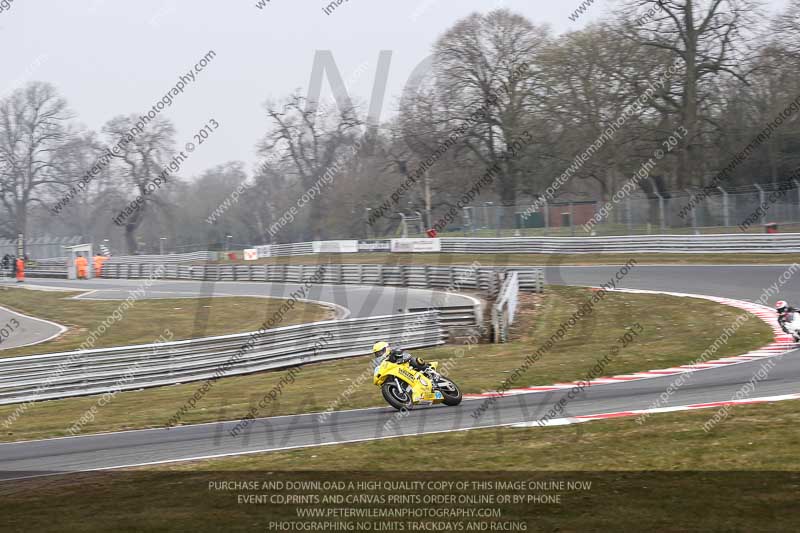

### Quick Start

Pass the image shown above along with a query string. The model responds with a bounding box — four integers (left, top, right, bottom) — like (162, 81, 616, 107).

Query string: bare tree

(258, 94, 363, 241)
(104, 115, 176, 253)
(430, 9, 549, 225)
(393, 89, 461, 228)
(190, 161, 252, 244)
(772, 0, 800, 58)
(620, 0, 760, 190)
(537, 22, 673, 204)
(50, 132, 117, 237)
(0, 82, 72, 242)
(727, 46, 800, 183)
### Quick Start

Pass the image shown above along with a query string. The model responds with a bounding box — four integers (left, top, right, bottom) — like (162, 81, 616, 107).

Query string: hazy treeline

(3, 0, 800, 252)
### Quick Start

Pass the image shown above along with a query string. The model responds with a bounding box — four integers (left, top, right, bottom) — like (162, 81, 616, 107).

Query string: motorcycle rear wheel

(382, 379, 413, 411)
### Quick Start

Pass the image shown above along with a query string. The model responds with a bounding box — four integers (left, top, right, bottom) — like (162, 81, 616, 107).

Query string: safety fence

(28, 233, 800, 280)
(237, 234, 800, 257)
(407, 305, 484, 329)
(32, 257, 69, 268)
(2, 257, 68, 280)
(491, 272, 520, 343)
(0, 236, 83, 260)
(388, 182, 800, 237)
(265, 242, 315, 256)
(98, 263, 545, 293)
(0, 311, 445, 406)
(104, 251, 219, 264)
(437, 234, 800, 254)
(96, 263, 542, 333)
(587, 184, 800, 234)
(18, 268, 67, 279)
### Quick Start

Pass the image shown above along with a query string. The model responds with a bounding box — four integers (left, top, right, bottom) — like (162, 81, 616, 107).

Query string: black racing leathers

(387, 349, 430, 372)
(778, 307, 799, 334)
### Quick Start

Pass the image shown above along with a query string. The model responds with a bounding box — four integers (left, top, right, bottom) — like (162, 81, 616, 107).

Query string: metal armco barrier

(245, 234, 800, 256)
(20, 268, 68, 279)
(4, 258, 70, 279)
(99, 263, 543, 330)
(406, 305, 483, 329)
(99, 263, 545, 293)
(0, 312, 445, 406)
(438, 234, 800, 254)
(21, 252, 221, 279)
(492, 272, 520, 343)
(25, 233, 800, 280)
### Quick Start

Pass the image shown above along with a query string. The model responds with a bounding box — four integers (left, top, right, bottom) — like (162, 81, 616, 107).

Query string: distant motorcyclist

(372, 341, 431, 372)
(776, 300, 798, 334)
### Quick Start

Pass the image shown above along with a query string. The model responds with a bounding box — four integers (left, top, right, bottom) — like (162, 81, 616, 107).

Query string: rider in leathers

(776, 301, 799, 335)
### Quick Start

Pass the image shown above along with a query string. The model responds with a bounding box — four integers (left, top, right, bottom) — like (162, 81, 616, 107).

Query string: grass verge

(2, 401, 799, 532)
(0, 286, 772, 442)
(0, 286, 333, 357)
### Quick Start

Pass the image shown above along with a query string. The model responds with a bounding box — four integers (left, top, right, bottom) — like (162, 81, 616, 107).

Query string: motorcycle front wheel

(382, 378, 413, 411)
(437, 376, 463, 406)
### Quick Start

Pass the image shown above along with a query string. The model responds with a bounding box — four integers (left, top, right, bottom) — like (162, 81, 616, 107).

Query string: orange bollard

(15, 258, 24, 283)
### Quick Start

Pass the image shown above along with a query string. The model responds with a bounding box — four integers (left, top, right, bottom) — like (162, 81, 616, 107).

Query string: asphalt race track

(9, 277, 479, 319)
(1, 264, 798, 480)
(0, 303, 66, 351)
(543, 264, 800, 303)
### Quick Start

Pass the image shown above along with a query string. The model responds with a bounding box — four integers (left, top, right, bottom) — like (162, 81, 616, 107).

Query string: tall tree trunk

(124, 224, 138, 254)
(498, 172, 517, 229)
(15, 203, 26, 255)
(678, 3, 698, 191)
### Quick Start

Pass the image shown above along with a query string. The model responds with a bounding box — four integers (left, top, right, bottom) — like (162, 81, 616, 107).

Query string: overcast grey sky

(0, 0, 789, 179)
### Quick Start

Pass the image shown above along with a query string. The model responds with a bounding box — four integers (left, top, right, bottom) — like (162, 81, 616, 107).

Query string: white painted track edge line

(0, 304, 68, 350)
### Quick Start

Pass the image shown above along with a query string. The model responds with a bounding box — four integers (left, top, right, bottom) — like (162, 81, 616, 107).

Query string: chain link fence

(391, 182, 800, 237)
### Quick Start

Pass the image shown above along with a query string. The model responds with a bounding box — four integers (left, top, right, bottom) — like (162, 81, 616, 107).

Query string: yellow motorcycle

(373, 354, 462, 410)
